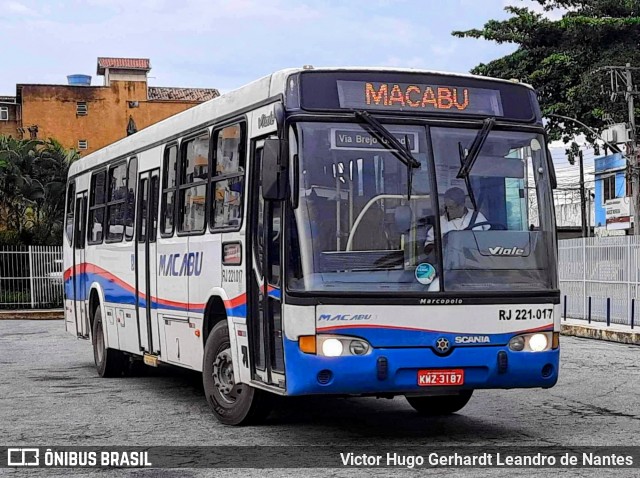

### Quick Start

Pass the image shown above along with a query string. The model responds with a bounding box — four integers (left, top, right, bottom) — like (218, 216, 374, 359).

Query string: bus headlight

(307, 335, 372, 357)
(529, 333, 548, 352)
(508, 335, 525, 352)
(349, 340, 370, 356)
(508, 332, 552, 352)
(322, 338, 343, 357)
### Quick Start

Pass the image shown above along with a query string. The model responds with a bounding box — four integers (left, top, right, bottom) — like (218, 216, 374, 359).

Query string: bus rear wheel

(203, 321, 271, 425)
(92, 306, 127, 378)
(405, 390, 473, 416)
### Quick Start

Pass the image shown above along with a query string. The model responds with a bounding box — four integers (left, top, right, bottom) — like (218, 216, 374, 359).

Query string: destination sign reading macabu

(331, 129, 418, 152)
(337, 80, 504, 116)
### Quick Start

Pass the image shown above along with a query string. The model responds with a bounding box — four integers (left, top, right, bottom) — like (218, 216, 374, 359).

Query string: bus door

(248, 140, 285, 388)
(73, 191, 89, 339)
(135, 169, 161, 354)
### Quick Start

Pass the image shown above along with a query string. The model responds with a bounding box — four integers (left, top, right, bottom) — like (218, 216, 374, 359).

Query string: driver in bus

(424, 186, 490, 254)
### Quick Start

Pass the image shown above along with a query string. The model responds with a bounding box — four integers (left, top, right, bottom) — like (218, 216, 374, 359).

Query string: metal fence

(0, 246, 64, 309)
(0, 239, 637, 320)
(559, 236, 639, 327)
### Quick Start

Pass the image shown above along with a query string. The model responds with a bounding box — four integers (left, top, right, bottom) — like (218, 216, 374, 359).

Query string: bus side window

(88, 170, 106, 244)
(65, 182, 75, 245)
(125, 157, 137, 241)
(160, 146, 177, 236)
(106, 162, 127, 242)
(210, 122, 245, 231)
(178, 134, 208, 233)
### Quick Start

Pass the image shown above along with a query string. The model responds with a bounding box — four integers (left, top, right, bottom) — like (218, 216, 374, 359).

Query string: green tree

(452, 0, 640, 151)
(0, 136, 78, 244)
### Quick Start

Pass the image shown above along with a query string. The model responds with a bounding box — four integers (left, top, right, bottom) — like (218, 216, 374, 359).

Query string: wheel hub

(212, 349, 236, 403)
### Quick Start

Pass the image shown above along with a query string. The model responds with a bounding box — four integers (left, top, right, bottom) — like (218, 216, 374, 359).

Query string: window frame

(76, 101, 88, 116)
(104, 160, 128, 243)
(209, 121, 247, 233)
(87, 169, 107, 245)
(177, 131, 210, 236)
(0, 106, 8, 121)
(65, 181, 76, 246)
(160, 143, 179, 238)
(602, 175, 616, 204)
(125, 156, 138, 241)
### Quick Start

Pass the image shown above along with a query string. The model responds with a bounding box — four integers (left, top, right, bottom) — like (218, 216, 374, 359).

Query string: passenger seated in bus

(424, 187, 489, 254)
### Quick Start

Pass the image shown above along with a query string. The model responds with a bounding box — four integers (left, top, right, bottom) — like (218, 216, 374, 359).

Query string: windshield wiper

(457, 117, 495, 179)
(354, 110, 421, 201)
(354, 111, 421, 169)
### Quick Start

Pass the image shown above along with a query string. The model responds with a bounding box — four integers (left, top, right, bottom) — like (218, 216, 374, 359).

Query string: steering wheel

(464, 221, 507, 231)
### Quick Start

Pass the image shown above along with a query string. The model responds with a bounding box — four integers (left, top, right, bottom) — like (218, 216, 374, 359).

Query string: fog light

(529, 333, 548, 352)
(509, 335, 525, 351)
(322, 338, 343, 357)
(349, 340, 369, 355)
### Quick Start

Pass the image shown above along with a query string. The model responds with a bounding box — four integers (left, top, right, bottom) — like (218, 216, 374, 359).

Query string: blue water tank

(67, 74, 92, 86)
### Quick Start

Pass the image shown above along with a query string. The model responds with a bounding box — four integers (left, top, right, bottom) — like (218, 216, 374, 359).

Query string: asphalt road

(1, 320, 639, 477)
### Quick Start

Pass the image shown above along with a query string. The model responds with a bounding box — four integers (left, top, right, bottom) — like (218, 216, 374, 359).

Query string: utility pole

(579, 150, 587, 237)
(625, 65, 638, 234)
(601, 64, 639, 233)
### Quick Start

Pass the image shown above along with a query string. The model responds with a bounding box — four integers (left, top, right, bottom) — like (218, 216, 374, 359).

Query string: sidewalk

(561, 317, 639, 345)
(0, 309, 63, 320)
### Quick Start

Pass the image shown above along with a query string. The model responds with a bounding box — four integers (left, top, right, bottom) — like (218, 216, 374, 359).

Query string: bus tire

(405, 390, 473, 416)
(92, 306, 127, 378)
(203, 321, 271, 425)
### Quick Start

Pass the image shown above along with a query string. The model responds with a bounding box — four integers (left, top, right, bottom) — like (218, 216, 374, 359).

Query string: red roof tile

(97, 57, 150, 74)
(147, 86, 219, 102)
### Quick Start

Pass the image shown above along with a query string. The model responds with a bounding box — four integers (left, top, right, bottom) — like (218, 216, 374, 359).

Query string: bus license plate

(417, 369, 464, 386)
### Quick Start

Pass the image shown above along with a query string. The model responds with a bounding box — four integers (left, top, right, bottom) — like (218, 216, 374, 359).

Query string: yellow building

(2, 57, 219, 155)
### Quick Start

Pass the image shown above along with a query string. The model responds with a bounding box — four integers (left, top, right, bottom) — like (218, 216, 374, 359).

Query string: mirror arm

(292, 153, 299, 208)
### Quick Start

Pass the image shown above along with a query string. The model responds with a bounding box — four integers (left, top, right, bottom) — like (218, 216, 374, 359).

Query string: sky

(2, 0, 585, 170)
(0, 0, 565, 95)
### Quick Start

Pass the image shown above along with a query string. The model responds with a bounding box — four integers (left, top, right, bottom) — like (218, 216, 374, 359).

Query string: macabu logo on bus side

(159, 252, 203, 277)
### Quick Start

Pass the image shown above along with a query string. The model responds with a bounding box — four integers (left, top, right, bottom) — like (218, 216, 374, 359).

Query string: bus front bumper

(283, 339, 559, 396)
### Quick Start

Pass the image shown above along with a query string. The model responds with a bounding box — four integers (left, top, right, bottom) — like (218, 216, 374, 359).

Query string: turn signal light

(552, 332, 560, 349)
(299, 335, 316, 354)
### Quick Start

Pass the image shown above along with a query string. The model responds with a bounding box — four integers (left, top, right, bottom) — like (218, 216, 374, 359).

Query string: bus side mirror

(262, 138, 288, 200)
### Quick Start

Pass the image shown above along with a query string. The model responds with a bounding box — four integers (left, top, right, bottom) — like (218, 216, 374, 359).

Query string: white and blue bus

(64, 67, 560, 425)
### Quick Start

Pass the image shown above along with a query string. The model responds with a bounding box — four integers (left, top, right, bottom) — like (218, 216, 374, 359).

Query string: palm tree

(32, 139, 79, 242)
(0, 136, 79, 244)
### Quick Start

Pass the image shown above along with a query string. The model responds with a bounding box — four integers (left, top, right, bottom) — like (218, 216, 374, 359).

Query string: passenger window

(88, 171, 106, 244)
(183, 134, 209, 182)
(125, 157, 137, 241)
(179, 134, 209, 233)
(211, 123, 245, 230)
(65, 182, 75, 244)
(106, 162, 127, 242)
(161, 146, 178, 235)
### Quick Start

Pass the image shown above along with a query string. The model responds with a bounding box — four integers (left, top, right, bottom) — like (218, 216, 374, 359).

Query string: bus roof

(69, 67, 533, 178)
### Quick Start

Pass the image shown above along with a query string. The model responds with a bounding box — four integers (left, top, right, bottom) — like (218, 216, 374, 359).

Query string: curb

(561, 324, 640, 345)
(0, 310, 64, 320)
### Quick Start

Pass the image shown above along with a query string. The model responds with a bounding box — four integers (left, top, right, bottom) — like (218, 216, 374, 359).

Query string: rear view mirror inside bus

(262, 138, 289, 200)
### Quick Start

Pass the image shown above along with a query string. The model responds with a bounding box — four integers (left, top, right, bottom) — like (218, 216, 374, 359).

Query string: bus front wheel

(203, 321, 271, 425)
(92, 306, 127, 377)
(405, 390, 473, 416)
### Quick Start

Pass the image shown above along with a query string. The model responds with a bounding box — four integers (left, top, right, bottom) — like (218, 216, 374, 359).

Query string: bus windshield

(287, 122, 556, 294)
